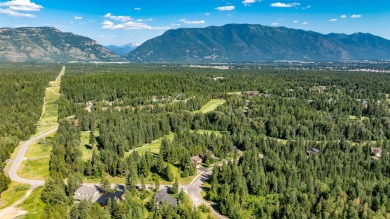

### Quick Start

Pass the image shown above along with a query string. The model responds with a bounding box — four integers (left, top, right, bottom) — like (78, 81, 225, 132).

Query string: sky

(0, 0, 389, 46)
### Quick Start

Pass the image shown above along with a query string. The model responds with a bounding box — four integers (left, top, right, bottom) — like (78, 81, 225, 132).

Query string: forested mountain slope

(128, 24, 390, 62)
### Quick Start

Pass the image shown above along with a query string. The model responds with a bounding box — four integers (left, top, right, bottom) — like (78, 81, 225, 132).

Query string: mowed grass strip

(194, 99, 226, 114)
(17, 186, 46, 219)
(0, 182, 30, 209)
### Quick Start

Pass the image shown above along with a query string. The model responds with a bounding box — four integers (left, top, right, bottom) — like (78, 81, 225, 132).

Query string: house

(306, 148, 320, 158)
(371, 147, 382, 157)
(191, 155, 203, 166)
(244, 91, 259, 96)
(97, 190, 125, 206)
(154, 189, 178, 206)
(73, 185, 101, 202)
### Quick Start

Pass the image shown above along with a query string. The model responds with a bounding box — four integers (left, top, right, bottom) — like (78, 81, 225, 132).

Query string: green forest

(0, 63, 57, 194)
(1, 63, 390, 218)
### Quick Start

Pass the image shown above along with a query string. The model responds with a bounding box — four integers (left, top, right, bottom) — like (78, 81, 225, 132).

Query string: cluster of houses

(74, 184, 178, 207)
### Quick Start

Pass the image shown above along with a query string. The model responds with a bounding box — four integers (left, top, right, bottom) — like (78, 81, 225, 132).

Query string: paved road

(181, 167, 229, 219)
(7, 125, 58, 188)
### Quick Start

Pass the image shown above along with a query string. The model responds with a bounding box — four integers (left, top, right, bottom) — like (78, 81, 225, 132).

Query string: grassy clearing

(0, 182, 30, 209)
(125, 132, 175, 157)
(17, 186, 45, 219)
(194, 129, 223, 137)
(349, 115, 369, 121)
(80, 130, 99, 161)
(194, 99, 226, 114)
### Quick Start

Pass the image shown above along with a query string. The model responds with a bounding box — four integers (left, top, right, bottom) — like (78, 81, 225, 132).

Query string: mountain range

(0, 27, 124, 62)
(128, 24, 390, 62)
(1, 24, 390, 63)
(105, 43, 139, 56)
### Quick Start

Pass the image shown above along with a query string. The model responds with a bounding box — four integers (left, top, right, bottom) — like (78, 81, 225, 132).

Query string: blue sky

(0, 0, 389, 45)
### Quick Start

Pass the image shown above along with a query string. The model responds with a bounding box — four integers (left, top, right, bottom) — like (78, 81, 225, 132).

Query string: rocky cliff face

(0, 27, 126, 62)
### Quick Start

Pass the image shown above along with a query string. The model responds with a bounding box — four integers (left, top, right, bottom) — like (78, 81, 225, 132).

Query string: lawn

(194, 99, 226, 114)
(0, 182, 30, 209)
(17, 186, 46, 219)
(18, 136, 53, 180)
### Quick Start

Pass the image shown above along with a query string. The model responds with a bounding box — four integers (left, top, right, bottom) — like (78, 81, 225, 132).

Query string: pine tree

(172, 177, 179, 194)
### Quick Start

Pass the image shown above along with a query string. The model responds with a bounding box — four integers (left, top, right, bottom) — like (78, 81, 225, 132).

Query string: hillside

(0, 27, 125, 62)
(127, 24, 390, 62)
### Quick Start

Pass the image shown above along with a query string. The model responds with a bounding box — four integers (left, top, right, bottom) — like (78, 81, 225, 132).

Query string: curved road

(7, 125, 58, 188)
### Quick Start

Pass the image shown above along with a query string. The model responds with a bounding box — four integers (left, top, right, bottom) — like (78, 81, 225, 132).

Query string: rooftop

(154, 189, 178, 206)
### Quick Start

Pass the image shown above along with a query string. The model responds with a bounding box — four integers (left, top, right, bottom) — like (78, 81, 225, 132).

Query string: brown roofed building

(191, 155, 203, 166)
(371, 147, 382, 157)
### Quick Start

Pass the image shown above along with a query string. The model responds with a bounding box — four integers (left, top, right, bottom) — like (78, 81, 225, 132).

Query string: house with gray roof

(153, 189, 178, 206)
(73, 185, 101, 202)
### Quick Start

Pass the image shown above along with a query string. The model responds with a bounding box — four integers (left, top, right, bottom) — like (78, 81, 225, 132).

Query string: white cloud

(272, 22, 279, 26)
(102, 20, 151, 30)
(0, 0, 42, 17)
(0, 0, 42, 11)
(329, 18, 337, 22)
(74, 16, 83, 20)
(178, 19, 205, 24)
(293, 20, 299, 23)
(134, 8, 141, 11)
(215, 6, 235, 11)
(340, 15, 347, 18)
(242, 0, 259, 6)
(351, 14, 362, 18)
(302, 21, 308, 25)
(0, 8, 34, 17)
(104, 13, 132, 22)
(270, 2, 300, 8)
(102, 20, 170, 30)
(205, 13, 210, 16)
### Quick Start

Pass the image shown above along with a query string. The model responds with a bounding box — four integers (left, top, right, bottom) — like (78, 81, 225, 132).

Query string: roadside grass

(194, 99, 226, 114)
(17, 186, 45, 219)
(18, 135, 53, 180)
(19, 157, 50, 180)
(0, 182, 30, 209)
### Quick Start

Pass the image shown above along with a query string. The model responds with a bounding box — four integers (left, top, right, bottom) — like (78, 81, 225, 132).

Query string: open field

(194, 99, 226, 114)
(0, 183, 30, 209)
(17, 186, 45, 219)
